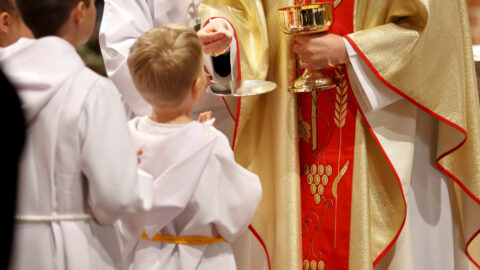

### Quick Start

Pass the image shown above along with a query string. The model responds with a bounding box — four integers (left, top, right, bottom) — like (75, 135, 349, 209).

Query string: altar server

(121, 25, 262, 270)
(99, 0, 272, 147)
(2, 0, 153, 269)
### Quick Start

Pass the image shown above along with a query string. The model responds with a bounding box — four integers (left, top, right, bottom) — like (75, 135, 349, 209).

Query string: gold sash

(141, 231, 226, 245)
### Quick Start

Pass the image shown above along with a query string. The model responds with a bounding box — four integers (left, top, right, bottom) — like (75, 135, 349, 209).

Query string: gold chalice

(279, 3, 338, 92)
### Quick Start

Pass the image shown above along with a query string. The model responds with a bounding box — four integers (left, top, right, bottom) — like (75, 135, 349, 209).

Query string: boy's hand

(293, 33, 349, 70)
(136, 149, 143, 164)
(197, 20, 232, 57)
(197, 111, 212, 123)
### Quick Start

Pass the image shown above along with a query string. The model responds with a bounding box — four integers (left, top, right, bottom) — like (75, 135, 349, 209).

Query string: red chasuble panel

(296, 1, 357, 269)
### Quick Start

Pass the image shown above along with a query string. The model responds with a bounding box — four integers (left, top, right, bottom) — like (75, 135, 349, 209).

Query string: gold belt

(141, 231, 226, 245)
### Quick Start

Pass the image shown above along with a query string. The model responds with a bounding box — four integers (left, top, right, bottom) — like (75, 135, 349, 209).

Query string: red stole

(297, 1, 356, 269)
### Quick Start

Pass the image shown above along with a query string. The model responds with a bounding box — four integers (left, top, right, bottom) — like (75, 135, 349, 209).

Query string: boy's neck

(58, 29, 80, 47)
(149, 107, 193, 124)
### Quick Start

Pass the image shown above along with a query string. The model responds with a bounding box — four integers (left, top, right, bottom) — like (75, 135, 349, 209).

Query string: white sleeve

(203, 18, 238, 84)
(343, 38, 403, 113)
(212, 131, 262, 243)
(99, 0, 153, 117)
(79, 79, 153, 225)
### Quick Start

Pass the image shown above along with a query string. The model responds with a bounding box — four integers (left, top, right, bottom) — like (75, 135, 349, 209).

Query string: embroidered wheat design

(334, 80, 348, 128)
(332, 161, 349, 200)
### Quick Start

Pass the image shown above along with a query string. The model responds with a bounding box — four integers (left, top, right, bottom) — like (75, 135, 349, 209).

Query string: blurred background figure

(1, 68, 25, 270)
(467, 0, 480, 95)
(0, 0, 29, 268)
(467, 0, 480, 44)
(77, 0, 106, 76)
(0, 0, 31, 47)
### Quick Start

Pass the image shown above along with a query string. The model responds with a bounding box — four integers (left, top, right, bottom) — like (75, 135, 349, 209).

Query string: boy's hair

(0, 0, 16, 13)
(128, 24, 203, 108)
(15, 0, 90, 38)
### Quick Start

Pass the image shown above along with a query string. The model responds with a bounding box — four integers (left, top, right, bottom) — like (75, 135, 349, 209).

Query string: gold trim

(334, 0, 343, 8)
(311, 93, 318, 151)
(141, 231, 226, 245)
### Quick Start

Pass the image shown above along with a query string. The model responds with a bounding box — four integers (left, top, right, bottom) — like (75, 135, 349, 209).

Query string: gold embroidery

(318, 164, 324, 175)
(304, 260, 310, 270)
(318, 260, 325, 270)
(333, 74, 349, 248)
(311, 93, 318, 151)
(314, 194, 321, 205)
(304, 163, 332, 205)
(334, 80, 348, 128)
(332, 161, 349, 199)
(317, 184, 324, 195)
(334, 0, 343, 8)
(304, 164, 310, 175)
(299, 116, 312, 143)
(302, 70, 351, 265)
(311, 164, 317, 175)
(314, 174, 321, 185)
(304, 259, 325, 270)
(294, 0, 342, 9)
(321, 175, 329, 185)
(307, 174, 314, 185)
(325, 165, 332, 176)
(333, 160, 350, 247)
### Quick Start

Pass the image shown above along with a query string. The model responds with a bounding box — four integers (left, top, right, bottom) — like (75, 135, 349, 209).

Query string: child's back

(2, 36, 151, 270)
(126, 116, 261, 269)
(122, 24, 261, 269)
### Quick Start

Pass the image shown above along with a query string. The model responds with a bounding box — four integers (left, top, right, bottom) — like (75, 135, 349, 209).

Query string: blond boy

(122, 24, 262, 270)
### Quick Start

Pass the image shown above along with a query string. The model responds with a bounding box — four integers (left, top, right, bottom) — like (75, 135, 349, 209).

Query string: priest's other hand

(198, 20, 232, 57)
(293, 33, 349, 70)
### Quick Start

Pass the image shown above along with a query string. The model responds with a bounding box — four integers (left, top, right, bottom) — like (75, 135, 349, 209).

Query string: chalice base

(290, 69, 338, 93)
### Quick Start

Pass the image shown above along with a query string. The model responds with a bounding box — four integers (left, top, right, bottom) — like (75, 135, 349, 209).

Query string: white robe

(99, 0, 238, 141)
(0, 37, 153, 270)
(121, 117, 262, 270)
(344, 39, 474, 270)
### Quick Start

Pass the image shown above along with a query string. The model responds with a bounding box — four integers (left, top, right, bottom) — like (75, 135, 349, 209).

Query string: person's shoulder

(83, 71, 121, 99)
(127, 116, 145, 134)
(79, 69, 125, 117)
(203, 124, 232, 152)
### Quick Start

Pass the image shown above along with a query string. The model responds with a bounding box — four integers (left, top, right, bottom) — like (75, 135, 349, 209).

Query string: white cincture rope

(15, 214, 93, 222)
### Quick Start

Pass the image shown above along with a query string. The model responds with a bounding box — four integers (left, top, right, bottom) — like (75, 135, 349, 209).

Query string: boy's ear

(71, 1, 86, 26)
(0, 12, 10, 34)
(191, 76, 201, 99)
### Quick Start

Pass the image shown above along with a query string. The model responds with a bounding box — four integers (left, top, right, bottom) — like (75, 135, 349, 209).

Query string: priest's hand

(197, 20, 232, 57)
(293, 33, 349, 70)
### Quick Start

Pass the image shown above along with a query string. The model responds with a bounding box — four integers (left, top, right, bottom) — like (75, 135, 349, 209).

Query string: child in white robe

(1, 0, 153, 269)
(99, 0, 239, 142)
(122, 24, 262, 270)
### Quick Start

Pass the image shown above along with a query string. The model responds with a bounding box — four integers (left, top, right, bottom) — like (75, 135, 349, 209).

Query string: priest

(234, 0, 480, 269)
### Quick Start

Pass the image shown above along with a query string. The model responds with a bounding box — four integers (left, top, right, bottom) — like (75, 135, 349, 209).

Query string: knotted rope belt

(15, 214, 93, 222)
(141, 231, 226, 245)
